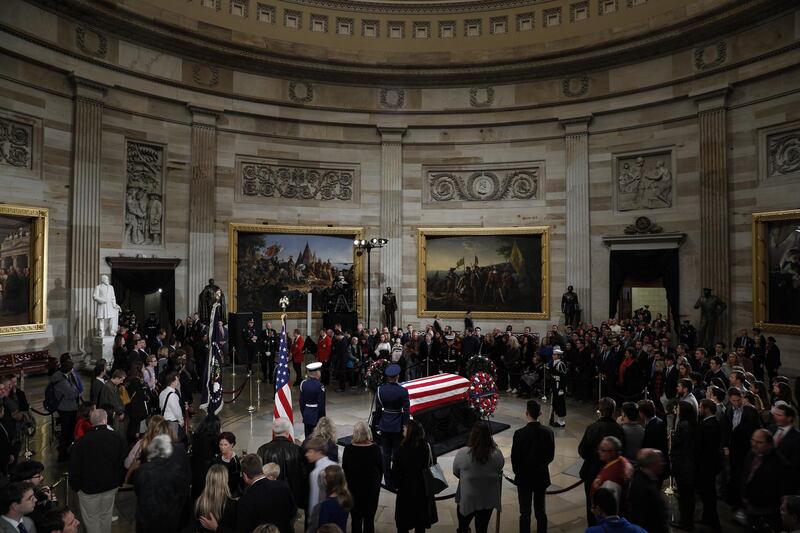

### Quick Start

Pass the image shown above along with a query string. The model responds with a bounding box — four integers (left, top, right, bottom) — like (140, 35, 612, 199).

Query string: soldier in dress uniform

(299, 361, 326, 438)
(441, 334, 461, 375)
(258, 321, 278, 384)
(549, 346, 568, 428)
(241, 317, 258, 373)
(375, 363, 410, 488)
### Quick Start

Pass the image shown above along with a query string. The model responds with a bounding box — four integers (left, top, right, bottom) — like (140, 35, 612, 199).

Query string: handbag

(423, 443, 448, 495)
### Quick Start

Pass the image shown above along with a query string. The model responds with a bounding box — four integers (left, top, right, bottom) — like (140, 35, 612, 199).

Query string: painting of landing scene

(230, 224, 362, 318)
(418, 227, 550, 320)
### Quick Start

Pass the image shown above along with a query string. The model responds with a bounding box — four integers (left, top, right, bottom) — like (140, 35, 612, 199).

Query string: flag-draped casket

(401, 373, 470, 415)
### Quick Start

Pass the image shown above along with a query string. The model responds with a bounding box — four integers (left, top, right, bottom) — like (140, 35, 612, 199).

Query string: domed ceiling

(32, 0, 794, 85)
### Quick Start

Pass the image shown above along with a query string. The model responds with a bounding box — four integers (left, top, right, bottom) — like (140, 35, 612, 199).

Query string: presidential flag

(273, 324, 294, 424)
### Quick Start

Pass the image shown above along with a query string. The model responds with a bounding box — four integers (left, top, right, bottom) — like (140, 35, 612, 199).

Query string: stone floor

(22, 367, 748, 533)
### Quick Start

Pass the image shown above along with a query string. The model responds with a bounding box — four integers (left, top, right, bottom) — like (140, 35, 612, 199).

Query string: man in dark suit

(626, 448, 668, 533)
(236, 454, 296, 533)
(512, 399, 555, 533)
(704, 355, 729, 388)
(663, 353, 679, 400)
(241, 317, 259, 373)
(733, 328, 754, 357)
(696, 399, 722, 530)
(638, 399, 669, 473)
(578, 397, 625, 526)
(741, 429, 791, 532)
(770, 403, 800, 492)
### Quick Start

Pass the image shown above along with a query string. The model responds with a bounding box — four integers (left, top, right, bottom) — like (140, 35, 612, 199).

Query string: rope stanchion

(378, 481, 458, 501)
(222, 379, 251, 404)
(502, 473, 583, 495)
(221, 376, 250, 396)
(30, 407, 53, 417)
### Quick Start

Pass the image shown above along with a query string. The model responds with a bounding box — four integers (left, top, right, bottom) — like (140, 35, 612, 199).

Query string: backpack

(43, 381, 59, 413)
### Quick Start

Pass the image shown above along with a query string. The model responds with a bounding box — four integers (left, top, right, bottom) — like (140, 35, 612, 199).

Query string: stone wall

(0, 1, 798, 373)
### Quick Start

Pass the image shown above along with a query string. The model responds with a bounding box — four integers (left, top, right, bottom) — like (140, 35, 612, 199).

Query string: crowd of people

(0, 305, 796, 533)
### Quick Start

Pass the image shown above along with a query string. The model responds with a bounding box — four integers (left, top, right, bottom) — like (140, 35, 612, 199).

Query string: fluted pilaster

(694, 86, 731, 341)
(188, 106, 219, 311)
(378, 127, 406, 328)
(69, 76, 108, 353)
(561, 116, 593, 324)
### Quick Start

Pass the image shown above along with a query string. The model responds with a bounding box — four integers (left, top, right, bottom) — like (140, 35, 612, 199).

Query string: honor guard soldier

(549, 346, 568, 428)
(258, 321, 278, 384)
(441, 334, 461, 375)
(300, 362, 326, 438)
(375, 363, 410, 487)
(241, 317, 258, 373)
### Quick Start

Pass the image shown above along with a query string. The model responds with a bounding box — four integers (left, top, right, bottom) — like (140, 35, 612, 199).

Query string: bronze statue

(382, 287, 397, 329)
(694, 287, 727, 348)
(561, 285, 579, 327)
(199, 278, 227, 325)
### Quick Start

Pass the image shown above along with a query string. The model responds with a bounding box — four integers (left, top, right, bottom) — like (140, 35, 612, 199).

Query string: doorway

(619, 285, 669, 323)
(106, 257, 180, 336)
(608, 248, 680, 329)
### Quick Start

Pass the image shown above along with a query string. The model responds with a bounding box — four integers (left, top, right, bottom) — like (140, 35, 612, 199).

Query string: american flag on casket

(402, 373, 471, 415)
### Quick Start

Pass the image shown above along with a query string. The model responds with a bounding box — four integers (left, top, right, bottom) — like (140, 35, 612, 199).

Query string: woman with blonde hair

(342, 420, 382, 533)
(311, 416, 339, 462)
(317, 464, 352, 532)
(124, 415, 175, 479)
(196, 464, 237, 533)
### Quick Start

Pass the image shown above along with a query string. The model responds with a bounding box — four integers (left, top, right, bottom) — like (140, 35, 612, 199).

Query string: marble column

(187, 106, 219, 312)
(693, 86, 731, 341)
(377, 127, 406, 328)
(560, 116, 593, 324)
(69, 75, 108, 354)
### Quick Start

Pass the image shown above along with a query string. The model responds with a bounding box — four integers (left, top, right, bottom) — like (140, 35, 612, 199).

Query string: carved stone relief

(767, 130, 800, 178)
(125, 141, 165, 247)
(694, 41, 727, 71)
(562, 75, 589, 97)
(289, 81, 314, 103)
(192, 64, 220, 87)
(238, 157, 357, 203)
(75, 26, 108, 58)
(0, 109, 40, 179)
(380, 88, 405, 109)
(425, 163, 543, 203)
(469, 87, 494, 108)
(0, 117, 32, 170)
(615, 150, 673, 211)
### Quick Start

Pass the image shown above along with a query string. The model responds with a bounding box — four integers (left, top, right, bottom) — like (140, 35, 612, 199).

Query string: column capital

(377, 126, 407, 143)
(690, 84, 730, 113)
(69, 74, 110, 102)
(188, 104, 223, 125)
(558, 114, 593, 135)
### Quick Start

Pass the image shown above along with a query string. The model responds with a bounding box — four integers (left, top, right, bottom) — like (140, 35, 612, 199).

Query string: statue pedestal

(91, 335, 114, 365)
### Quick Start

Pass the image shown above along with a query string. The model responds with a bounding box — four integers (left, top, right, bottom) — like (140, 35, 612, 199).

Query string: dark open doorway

(106, 257, 181, 336)
(609, 249, 680, 330)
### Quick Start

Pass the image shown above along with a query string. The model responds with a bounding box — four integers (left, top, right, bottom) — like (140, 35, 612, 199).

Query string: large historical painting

(753, 210, 800, 334)
(417, 227, 549, 320)
(229, 224, 363, 319)
(0, 205, 47, 335)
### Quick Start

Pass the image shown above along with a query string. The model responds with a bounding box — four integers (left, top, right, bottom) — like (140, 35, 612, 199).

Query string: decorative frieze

(0, 109, 41, 180)
(424, 162, 543, 204)
(694, 41, 727, 71)
(380, 88, 405, 109)
(562, 75, 589, 97)
(75, 26, 107, 58)
(124, 141, 165, 247)
(613, 149, 674, 211)
(767, 130, 800, 178)
(469, 87, 494, 108)
(192, 64, 220, 87)
(237, 156, 358, 203)
(289, 81, 314, 103)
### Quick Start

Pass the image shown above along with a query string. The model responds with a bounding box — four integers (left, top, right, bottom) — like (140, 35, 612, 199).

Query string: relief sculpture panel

(424, 162, 544, 206)
(237, 156, 358, 204)
(0, 109, 40, 179)
(614, 150, 673, 211)
(767, 130, 800, 178)
(124, 141, 165, 247)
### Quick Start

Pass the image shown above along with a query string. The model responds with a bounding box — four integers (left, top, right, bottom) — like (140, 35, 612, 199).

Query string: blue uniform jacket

(375, 382, 410, 434)
(299, 378, 326, 426)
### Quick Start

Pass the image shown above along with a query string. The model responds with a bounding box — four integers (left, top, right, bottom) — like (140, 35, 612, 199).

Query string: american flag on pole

(401, 373, 470, 415)
(273, 324, 294, 424)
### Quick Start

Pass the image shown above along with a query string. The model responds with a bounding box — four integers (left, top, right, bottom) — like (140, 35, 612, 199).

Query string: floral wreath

(366, 358, 390, 393)
(465, 355, 497, 378)
(468, 371, 499, 418)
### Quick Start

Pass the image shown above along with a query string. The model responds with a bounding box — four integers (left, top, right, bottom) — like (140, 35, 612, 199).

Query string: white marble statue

(93, 274, 121, 336)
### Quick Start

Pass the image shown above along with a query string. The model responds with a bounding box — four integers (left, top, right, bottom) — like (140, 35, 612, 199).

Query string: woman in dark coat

(342, 421, 383, 533)
(391, 419, 438, 533)
(190, 414, 221, 500)
(125, 364, 151, 444)
(727, 403, 761, 506)
(669, 401, 698, 529)
(133, 434, 190, 533)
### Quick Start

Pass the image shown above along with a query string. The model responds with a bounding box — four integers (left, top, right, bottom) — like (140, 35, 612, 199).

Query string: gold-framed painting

(229, 224, 363, 319)
(0, 204, 48, 335)
(752, 209, 800, 335)
(417, 226, 550, 320)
